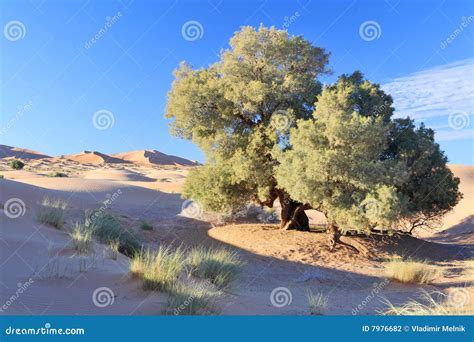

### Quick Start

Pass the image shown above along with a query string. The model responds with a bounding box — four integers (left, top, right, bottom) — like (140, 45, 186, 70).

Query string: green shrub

(48, 171, 68, 177)
(85, 210, 141, 257)
(139, 220, 153, 231)
(37, 197, 67, 228)
(69, 223, 93, 254)
(187, 246, 243, 288)
(9, 159, 25, 170)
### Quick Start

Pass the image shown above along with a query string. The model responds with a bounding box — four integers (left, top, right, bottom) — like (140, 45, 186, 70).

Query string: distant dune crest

(112, 149, 198, 166)
(0, 144, 198, 166)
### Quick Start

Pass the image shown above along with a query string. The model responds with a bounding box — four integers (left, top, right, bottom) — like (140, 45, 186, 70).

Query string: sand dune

(0, 145, 198, 169)
(62, 151, 127, 165)
(82, 169, 156, 182)
(0, 145, 50, 159)
(112, 149, 198, 166)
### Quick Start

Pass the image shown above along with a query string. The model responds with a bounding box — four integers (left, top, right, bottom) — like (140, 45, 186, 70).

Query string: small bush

(69, 223, 93, 254)
(9, 159, 25, 170)
(49, 171, 68, 177)
(306, 290, 328, 315)
(37, 197, 67, 228)
(142, 246, 185, 292)
(0, 175, 4, 179)
(385, 257, 439, 284)
(85, 210, 140, 257)
(139, 220, 153, 231)
(187, 246, 243, 288)
(380, 288, 474, 315)
(167, 281, 219, 315)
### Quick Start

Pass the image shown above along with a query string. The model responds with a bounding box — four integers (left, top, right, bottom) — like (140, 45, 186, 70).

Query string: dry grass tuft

(380, 287, 474, 315)
(69, 223, 93, 254)
(306, 290, 328, 315)
(385, 257, 440, 284)
(187, 246, 243, 288)
(37, 196, 67, 228)
(166, 280, 220, 315)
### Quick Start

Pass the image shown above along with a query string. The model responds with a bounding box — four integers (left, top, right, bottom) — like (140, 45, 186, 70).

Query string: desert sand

(0, 145, 472, 315)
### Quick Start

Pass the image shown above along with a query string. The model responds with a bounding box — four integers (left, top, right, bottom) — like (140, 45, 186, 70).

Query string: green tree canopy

(275, 72, 461, 249)
(166, 25, 330, 228)
(166, 25, 461, 252)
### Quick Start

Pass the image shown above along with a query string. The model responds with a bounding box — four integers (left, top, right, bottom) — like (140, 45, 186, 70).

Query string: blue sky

(1, 0, 473, 164)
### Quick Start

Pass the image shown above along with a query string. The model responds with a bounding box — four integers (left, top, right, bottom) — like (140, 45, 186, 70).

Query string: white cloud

(435, 129, 474, 142)
(382, 59, 474, 141)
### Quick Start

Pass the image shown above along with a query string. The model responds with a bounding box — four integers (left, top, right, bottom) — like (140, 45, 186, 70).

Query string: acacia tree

(275, 72, 461, 250)
(166, 25, 330, 230)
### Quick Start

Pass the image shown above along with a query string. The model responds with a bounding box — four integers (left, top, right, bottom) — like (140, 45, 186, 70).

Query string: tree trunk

(327, 223, 360, 254)
(327, 223, 340, 251)
(279, 197, 310, 232)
